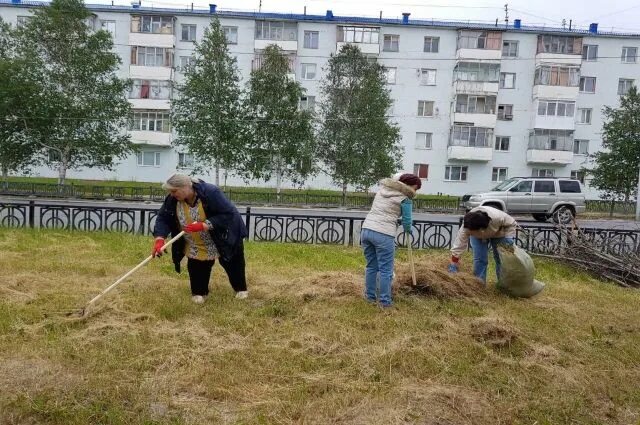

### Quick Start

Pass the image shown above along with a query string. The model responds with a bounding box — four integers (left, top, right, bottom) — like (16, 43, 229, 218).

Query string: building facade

(1, 1, 640, 197)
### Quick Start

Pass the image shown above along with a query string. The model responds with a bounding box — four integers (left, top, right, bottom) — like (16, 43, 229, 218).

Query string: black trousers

(186, 242, 247, 296)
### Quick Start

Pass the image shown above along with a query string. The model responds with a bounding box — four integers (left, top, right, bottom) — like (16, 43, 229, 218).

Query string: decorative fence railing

(1, 200, 638, 256)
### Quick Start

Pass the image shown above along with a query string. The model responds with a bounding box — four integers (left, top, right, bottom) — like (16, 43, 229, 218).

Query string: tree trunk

(223, 170, 228, 191)
(275, 162, 282, 202)
(342, 182, 347, 207)
(1, 164, 8, 182)
(57, 160, 67, 186)
(214, 164, 220, 186)
(609, 199, 616, 217)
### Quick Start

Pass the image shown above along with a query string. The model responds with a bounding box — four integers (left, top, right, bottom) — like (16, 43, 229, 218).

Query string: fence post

(348, 218, 354, 246)
(28, 200, 35, 229)
(139, 210, 146, 235)
(245, 206, 252, 240)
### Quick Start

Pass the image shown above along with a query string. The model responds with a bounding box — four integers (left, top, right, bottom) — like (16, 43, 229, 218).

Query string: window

(382, 34, 400, 52)
(455, 95, 496, 114)
(179, 56, 194, 72)
(534, 180, 556, 192)
(577, 108, 592, 124)
(451, 125, 492, 147)
(573, 140, 589, 155)
(492, 167, 508, 182)
(454, 62, 500, 82)
(131, 15, 174, 34)
(384, 67, 396, 84)
(415, 132, 432, 149)
(417, 101, 434, 117)
(255, 21, 298, 41)
(137, 151, 161, 167)
(512, 180, 532, 192)
(537, 35, 582, 54)
(418, 68, 437, 86)
(423, 37, 439, 53)
(413, 164, 429, 179)
(445, 166, 468, 181)
(579, 77, 596, 93)
(178, 153, 194, 169)
(100, 20, 116, 36)
(532, 168, 555, 177)
(181, 24, 196, 41)
(530, 129, 574, 151)
(129, 80, 171, 100)
(534, 66, 580, 87)
(301, 63, 316, 80)
(582, 44, 598, 61)
(130, 110, 171, 132)
(570, 171, 586, 184)
(618, 79, 634, 95)
(495, 136, 510, 151)
(621, 47, 638, 63)
(131, 46, 173, 67)
(497, 104, 513, 120)
(502, 40, 518, 57)
(16, 16, 31, 27)
(457, 31, 501, 50)
(499, 72, 516, 89)
(299, 96, 315, 111)
(303, 31, 319, 49)
(223, 26, 238, 44)
(560, 180, 582, 193)
(537, 101, 575, 117)
(337, 26, 380, 44)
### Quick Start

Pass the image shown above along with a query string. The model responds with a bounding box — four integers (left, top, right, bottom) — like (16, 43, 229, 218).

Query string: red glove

(183, 221, 207, 233)
(451, 256, 459, 264)
(152, 238, 166, 257)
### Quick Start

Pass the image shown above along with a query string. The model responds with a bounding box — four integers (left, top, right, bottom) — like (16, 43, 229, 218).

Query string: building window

(445, 166, 468, 181)
(419, 68, 437, 86)
(577, 108, 592, 124)
(497, 104, 513, 120)
(131, 15, 174, 34)
(530, 129, 574, 151)
(537, 35, 582, 54)
(130, 110, 171, 132)
(579, 76, 596, 93)
(582, 44, 598, 61)
(131, 46, 173, 67)
(415, 132, 432, 149)
(454, 62, 500, 82)
(178, 153, 194, 168)
(423, 37, 439, 53)
(384, 67, 396, 84)
(537, 101, 575, 117)
(621, 47, 638, 63)
(223, 26, 238, 44)
(499, 72, 516, 89)
(532, 168, 555, 177)
(618, 79, 635, 95)
(129, 80, 171, 100)
(413, 163, 429, 179)
(571, 170, 586, 184)
(137, 151, 161, 167)
(457, 31, 501, 50)
(534, 65, 580, 87)
(299, 96, 315, 111)
(417, 101, 434, 117)
(455, 95, 496, 114)
(100, 20, 116, 36)
(181, 24, 196, 41)
(337, 26, 380, 44)
(255, 21, 298, 41)
(452, 125, 492, 147)
(495, 136, 510, 151)
(303, 30, 319, 49)
(301, 63, 317, 80)
(573, 139, 589, 155)
(383, 34, 400, 52)
(502, 40, 518, 57)
(492, 167, 508, 182)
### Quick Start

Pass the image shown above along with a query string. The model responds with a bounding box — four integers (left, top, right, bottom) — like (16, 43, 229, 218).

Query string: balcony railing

(450, 126, 493, 147)
(528, 134, 573, 151)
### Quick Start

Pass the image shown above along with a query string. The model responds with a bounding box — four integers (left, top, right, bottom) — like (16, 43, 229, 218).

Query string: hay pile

(396, 258, 486, 299)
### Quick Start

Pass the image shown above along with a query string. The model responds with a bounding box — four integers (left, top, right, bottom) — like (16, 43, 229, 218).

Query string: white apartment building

(1, 1, 640, 197)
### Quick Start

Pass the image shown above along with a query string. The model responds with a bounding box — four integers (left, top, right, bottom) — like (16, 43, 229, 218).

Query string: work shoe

(235, 291, 249, 300)
(191, 295, 205, 304)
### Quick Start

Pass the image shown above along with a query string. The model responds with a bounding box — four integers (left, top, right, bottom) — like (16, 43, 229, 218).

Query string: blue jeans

(361, 228, 395, 307)
(469, 236, 514, 283)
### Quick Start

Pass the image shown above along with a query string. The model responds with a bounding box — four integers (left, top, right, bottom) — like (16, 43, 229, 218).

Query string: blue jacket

(153, 180, 248, 272)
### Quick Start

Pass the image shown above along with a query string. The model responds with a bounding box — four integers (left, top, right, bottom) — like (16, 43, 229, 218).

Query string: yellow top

(176, 199, 218, 261)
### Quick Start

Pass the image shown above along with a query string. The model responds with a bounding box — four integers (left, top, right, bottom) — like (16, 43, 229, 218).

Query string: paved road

(1, 195, 638, 230)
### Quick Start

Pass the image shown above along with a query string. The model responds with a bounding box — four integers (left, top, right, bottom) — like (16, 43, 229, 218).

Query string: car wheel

(532, 213, 549, 222)
(552, 206, 575, 224)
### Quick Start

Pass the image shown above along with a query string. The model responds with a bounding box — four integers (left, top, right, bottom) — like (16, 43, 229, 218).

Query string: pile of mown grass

(1, 229, 639, 424)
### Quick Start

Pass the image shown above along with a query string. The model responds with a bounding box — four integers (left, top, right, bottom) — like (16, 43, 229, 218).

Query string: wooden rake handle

(406, 231, 417, 287)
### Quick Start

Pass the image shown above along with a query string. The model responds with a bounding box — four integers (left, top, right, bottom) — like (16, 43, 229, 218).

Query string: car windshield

(491, 178, 518, 191)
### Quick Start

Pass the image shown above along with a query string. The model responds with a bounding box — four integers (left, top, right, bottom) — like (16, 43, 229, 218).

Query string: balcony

(254, 21, 298, 51)
(453, 80, 499, 95)
(336, 26, 381, 55)
(526, 149, 573, 164)
(129, 33, 174, 48)
(448, 145, 493, 161)
(527, 131, 573, 165)
(129, 99, 170, 110)
(454, 113, 497, 128)
(129, 131, 172, 147)
(533, 115, 575, 131)
(536, 35, 583, 65)
(129, 66, 172, 80)
(532, 85, 579, 100)
(336, 41, 380, 55)
(254, 39, 298, 51)
(129, 15, 175, 48)
(456, 31, 502, 61)
(454, 95, 497, 128)
(448, 126, 493, 161)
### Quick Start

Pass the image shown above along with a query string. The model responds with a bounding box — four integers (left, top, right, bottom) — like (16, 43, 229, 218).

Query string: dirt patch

(397, 258, 486, 299)
(470, 317, 518, 348)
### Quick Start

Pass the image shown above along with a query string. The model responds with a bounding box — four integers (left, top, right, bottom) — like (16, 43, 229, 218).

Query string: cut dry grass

(1, 228, 639, 424)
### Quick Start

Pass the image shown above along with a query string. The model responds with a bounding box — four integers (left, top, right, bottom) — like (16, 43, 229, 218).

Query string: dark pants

(186, 242, 247, 296)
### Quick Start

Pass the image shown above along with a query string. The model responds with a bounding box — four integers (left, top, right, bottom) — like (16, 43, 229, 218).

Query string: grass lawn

(1, 229, 639, 424)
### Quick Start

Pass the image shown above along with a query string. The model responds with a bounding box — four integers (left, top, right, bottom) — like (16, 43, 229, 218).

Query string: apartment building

(1, 1, 640, 197)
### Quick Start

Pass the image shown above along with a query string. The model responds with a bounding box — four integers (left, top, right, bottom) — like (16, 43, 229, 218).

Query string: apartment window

(571, 170, 586, 184)
(495, 136, 510, 151)
(178, 56, 195, 72)
(454, 62, 500, 82)
(618, 79, 635, 95)
(383, 34, 400, 52)
(178, 153, 194, 169)
(137, 151, 161, 167)
(131, 46, 173, 67)
(530, 129, 574, 151)
(445, 166, 468, 181)
(299, 96, 315, 111)
(492, 167, 508, 182)
(223, 26, 238, 44)
(534, 66, 580, 87)
(537, 35, 582, 54)
(573, 139, 589, 155)
(100, 20, 116, 36)
(303, 31, 319, 49)
(502, 40, 518, 57)
(499, 72, 516, 89)
(537, 101, 575, 117)
(130, 110, 171, 132)
(532, 168, 555, 177)
(418, 69, 437, 86)
(455, 95, 496, 114)
(579, 77, 596, 93)
(577, 108, 592, 124)
(582, 44, 598, 61)
(417, 101, 434, 117)
(384, 67, 396, 84)
(337, 26, 380, 44)
(129, 80, 171, 100)
(415, 132, 432, 149)
(621, 47, 638, 63)
(181, 24, 196, 41)
(301, 63, 317, 80)
(16, 16, 31, 27)
(423, 37, 439, 53)
(131, 15, 174, 34)
(452, 125, 492, 147)
(413, 164, 429, 179)
(497, 104, 513, 120)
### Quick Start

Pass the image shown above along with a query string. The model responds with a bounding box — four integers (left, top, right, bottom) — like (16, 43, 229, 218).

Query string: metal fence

(2, 200, 638, 256)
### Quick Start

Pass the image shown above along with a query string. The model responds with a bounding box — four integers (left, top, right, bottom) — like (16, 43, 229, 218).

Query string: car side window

(534, 180, 556, 192)
(511, 181, 532, 192)
(559, 180, 581, 193)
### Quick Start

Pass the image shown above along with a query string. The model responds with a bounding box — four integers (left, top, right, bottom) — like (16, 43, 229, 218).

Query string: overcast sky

(106, 0, 640, 34)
